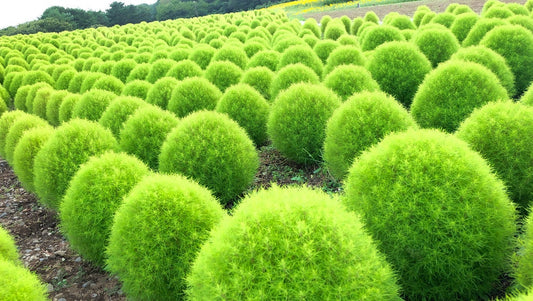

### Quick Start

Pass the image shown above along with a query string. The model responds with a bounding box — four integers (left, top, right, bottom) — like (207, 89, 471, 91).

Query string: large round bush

(413, 26, 460, 67)
(0, 259, 47, 301)
(270, 63, 320, 100)
(167, 77, 221, 118)
(411, 60, 508, 132)
(480, 24, 533, 97)
(343, 129, 517, 300)
(323, 64, 379, 101)
(367, 41, 432, 107)
(456, 101, 533, 213)
(240, 66, 274, 101)
(72, 89, 116, 121)
(0, 226, 18, 263)
(268, 83, 341, 165)
(4, 114, 48, 164)
(145, 77, 179, 109)
(33, 119, 118, 210)
(119, 106, 178, 170)
(99, 96, 147, 139)
(189, 45, 215, 69)
(60, 152, 150, 266)
(145, 59, 177, 84)
(187, 185, 401, 300)
(313, 39, 340, 64)
(324, 91, 417, 180)
(106, 174, 225, 300)
(159, 111, 259, 204)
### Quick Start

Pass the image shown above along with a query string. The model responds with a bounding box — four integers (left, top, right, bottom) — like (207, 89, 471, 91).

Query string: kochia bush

(450, 12, 479, 43)
(166, 59, 203, 80)
(323, 45, 365, 75)
(323, 91, 417, 180)
(413, 26, 460, 67)
(462, 18, 507, 47)
(212, 45, 248, 70)
(0, 226, 18, 264)
(99, 96, 147, 139)
(411, 60, 508, 132)
(92, 75, 125, 95)
(0, 110, 27, 159)
(323, 65, 379, 101)
(72, 89, 116, 121)
(516, 213, 533, 290)
(159, 111, 259, 204)
(45, 90, 69, 126)
(58, 94, 81, 124)
(278, 45, 323, 77)
(121, 79, 151, 100)
(247, 50, 280, 72)
(343, 129, 517, 300)
(168, 76, 222, 118)
(240, 66, 274, 101)
(106, 174, 225, 300)
(360, 25, 405, 52)
(270, 64, 320, 100)
(204, 60, 242, 92)
(0, 259, 48, 301)
(187, 185, 401, 300)
(268, 83, 341, 165)
(33, 119, 118, 210)
(146, 77, 179, 109)
(4, 114, 49, 165)
(59, 152, 150, 266)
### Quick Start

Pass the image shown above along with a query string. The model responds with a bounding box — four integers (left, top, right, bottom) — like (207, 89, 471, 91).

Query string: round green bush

(420, 11, 437, 26)
(0, 259, 47, 301)
(188, 45, 215, 69)
(456, 101, 533, 213)
(389, 15, 416, 30)
(55, 69, 76, 90)
(462, 18, 508, 47)
(450, 12, 479, 43)
(110, 59, 137, 83)
(145, 77, 179, 109)
(126, 63, 151, 83)
(13, 85, 31, 112)
(99, 96, 147, 139)
(522, 83, 533, 105)
(508, 15, 533, 33)
(411, 60, 508, 132)
(187, 185, 400, 300)
(367, 41, 432, 108)
(33, 119, 118, 210)
(215, 84, 270, 146)
(268, 83, 341, 165)
(167, 76, 221, 118)
(278, 45, 323, 77)
(119, 105, 178, 170)
(169, 48, 190, 62)
(324, 64, 379, 101)
(247, 50, 280, 72)
(92, 75, 124, 95)
(480, 24, 533, 97)
(484, 6, 514, 18)
(413, 26, 460, 67)
(323, 45, 365, 75)
(60, 152, 150, 266)
(72, 89, 116, 121)
(67, 71, 90, 93)
(324, 91, 417, 180)
(45, 90, 69, 126)
(145, 59, 177, 84)
(343, 129, 517, 300)
(25, 82, 51, 114)
(212, 45, 248, 70)
(270, 63, 320, 100)
(0, 110, 27, 159)
(516, 212, 533, 290)
(13, 127, 54, 193)
(240, 66, 274, 101)
(360, 25, 405, 52)
(106, 173, 225, 300)
(20, 70, 54, 87)
(324, 19, 347, 40)
(204, 61, 242, 92)
(78, 72, 102, 94)
(121, 79, 151, 100)
(313, 40, 340, 65)
(431, 12, 456, 28)
(4, 114, 48, 164)
(166, 59, 202, 80)
(58, 93, 80, 124)
(159, 111, 259, 204)
(31, 86, 53, 120)
(364, 11, 380, 24)
(0, 226, 18, 264)
(451, 45, 516, 97)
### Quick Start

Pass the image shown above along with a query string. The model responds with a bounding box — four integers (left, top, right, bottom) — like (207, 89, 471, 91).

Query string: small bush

(125, 63, 151, 83)
(21, 70, 54, 87)
(0, 226, 18, 263)
(55, 69, 76, 90)
(360, 25, 405, 52)
(324, 64, 379, 101)
(508, 15, 533, 33)
(343, 129, 517, 300)
(0, 259, 47, 301)
(92, 75, 125, 95)
(462, 18, 508, 46)
(324, 19, 347, 40)
(159, 111, 259, 204)
(110, 59, 137, 83)
(212, 45, 248, 70)
(45, 90, 69, 126)
(270, 63, 320, 100)
(431, 12, 456, 28)
(72, 89, 116, 121)
(33, 119, 118, 210)
(480, 24, 533, 97)
(145, 59, 177, 84)
(484, 6, 514, 18)
(413, 6, 432, 27)
(324, 91, 417, 180)
(450, 12, 479, 43)
(268, 83, 341, 165)
(121, 79, 151, 100)
(204, 60, 242, 92)
(99, 96, 147, 139)
(278, 45, 323, 77)
(106, 173, 225, 300)
(240, 66, 274, 101)
(247, 50, 280, 72)
(413, 26, 460, 67)
(364, 11, 380, 24)
(13, 127, 54, 193)
(215, 84, 270, 146)
(0, 110, 27, 159)
(25, 82, 51, 114)
(389, 15, 416, 30)
(411, 60, 508, 132)
(522, 83, 533, 105)
(145, 77, 179, 109)
(79, 72, 102, 94)
(166, 59, 202, 80)
(60, 152, 150, 266)
(58, 94, 80, 124)
(188, 45, 215, 69)
(323, 45, 365, 75)
(119, 106, 178, 170)
(167, 76, 221, 118)
(13, 85, 31, 112)
(4, 114, 48, 164)
(67, 71, 89, 93)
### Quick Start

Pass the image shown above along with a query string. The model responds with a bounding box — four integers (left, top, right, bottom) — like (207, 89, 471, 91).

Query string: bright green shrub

(431, 12, 456, 28)
(169, 48, 190, 62)
(343, 129, 517, 300)
(367, 41, 431, 107)
(0, 227, 18, 264)
(145, 59, 176, 84)
(126, 63, 151, 83)
(97, 61, 116, 75)
(110, 59, 137, 83)
(60, 152, 149, 266)
(145, 77, 179, 109)
(215, 84, 270, 146)
(522, 83, 533, 105)
(13, 127, 54, 193)
(99, 96, 146, 139)
(106, 173, 225, 300)
(187, 185, 401, 300)
(364, 11, 380, 24)
(6, 72, 24, 99)
(159, 111, 258, 204)
(25, 83, 51, 114)
(240, 66, 274, 101)
(168, 76, 221, 118)
(121, 79, 151, 100)
(4, 114, 48, 164)
(0, 96, 6, 116)
(324, 91, 417, 180)
(166, 59, 202, 80)
(484, 6, 514, 18)
(21, 70, 54, 87)
(119, 106, 178, 170)
(360, 25, 405, 52)
(350, 17, 364, 34)
(312, 40, 339, 66)
(278, 45, 323, 77)
(45, 90, 69, 126)
(78, 72, 102, 94)
(32, 87, 53, 120)
(480, 25, 533, 97)
(462, 18, 508, 46)
(411, 60, 508, 132)
(188, 45, 215, 69)
(247, 50, 280, 72)
(0, 110, 26, 159)
(324, 45, 365, 75)
(58, 94, 80, 124)
(324, 65, 379, 101)
(268, 83, 340, 165)
(270, 63, 320, 100)
(508, 15, 533, 32)
(320, 15, 333, 34)
(456, 101, 533, 213)
(516, 213, 533, 290)
(451, 45, 515, 97)
(72, 89, 116, 121)
(243, 41, 266, 58)
(324, 19, 347, 40)
(0, 259, 47, 301)
(212, 45, 248, 70)
(413, 26, 460, 67)
(33, 119, 118, 209)
(13, 85, 30, 111)
(92, 75, 124, 95)
(420, 11, 437, 26)
(389, 15, 416, 30)
(450, 13, 479, 42)
(302, 18, 321, 38)
(67, 71, 89, 93)
(204, 60, 242, 92)
(453, 4, 475, 14)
